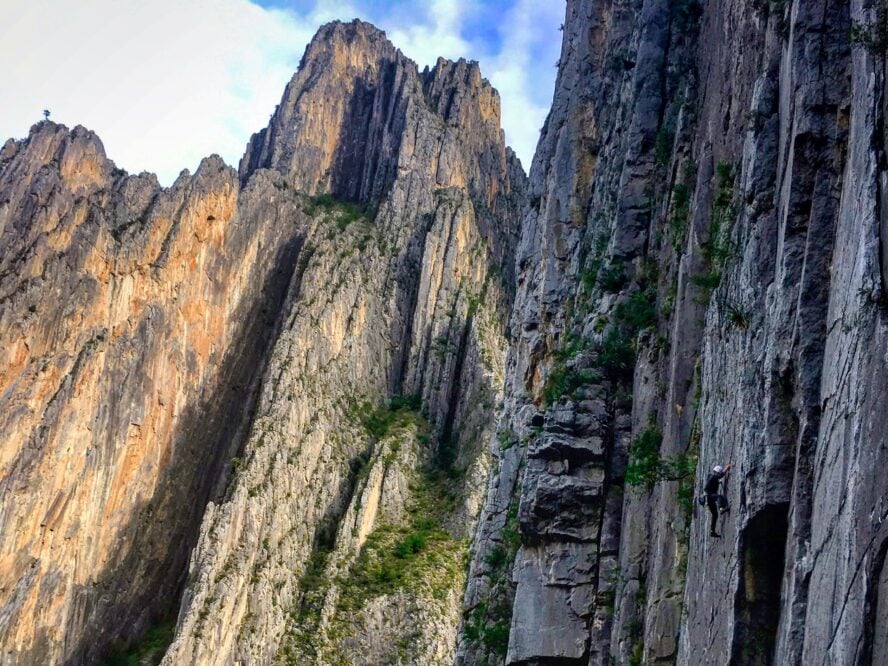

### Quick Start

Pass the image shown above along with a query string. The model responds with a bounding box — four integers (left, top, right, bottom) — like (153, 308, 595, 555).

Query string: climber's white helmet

(713, 465, 724, 474)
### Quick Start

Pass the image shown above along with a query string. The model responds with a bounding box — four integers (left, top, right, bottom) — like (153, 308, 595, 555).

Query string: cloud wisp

(0, 0, 563, 184)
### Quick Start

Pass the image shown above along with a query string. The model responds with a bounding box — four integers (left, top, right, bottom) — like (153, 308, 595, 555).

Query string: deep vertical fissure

(732, 503, 790, 665)
(861, 539, 888, 663)
(88, 226, 308, 665)
(391, 210, 434, 397)
(440, 305, 474, 454)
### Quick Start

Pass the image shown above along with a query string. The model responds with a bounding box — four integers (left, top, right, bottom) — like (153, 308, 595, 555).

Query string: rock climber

(704, 463, 732, 538)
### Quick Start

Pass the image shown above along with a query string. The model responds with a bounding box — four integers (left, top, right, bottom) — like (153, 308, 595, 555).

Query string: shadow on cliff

(329, 71, 403, 205)
(386, 188, 515, 537)
(62, 231, 308, 666)
(732, 503, 789, 665)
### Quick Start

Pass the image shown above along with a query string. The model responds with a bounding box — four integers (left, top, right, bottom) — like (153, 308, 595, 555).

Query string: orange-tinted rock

(0, 125, 310, 664)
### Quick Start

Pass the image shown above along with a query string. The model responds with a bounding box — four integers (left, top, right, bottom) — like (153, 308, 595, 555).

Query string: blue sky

(0, 0, 563, 185)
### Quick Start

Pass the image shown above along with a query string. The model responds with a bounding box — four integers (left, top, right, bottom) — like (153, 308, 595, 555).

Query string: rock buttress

(161, 20, 526, 666)
(0, 125, 310, 664)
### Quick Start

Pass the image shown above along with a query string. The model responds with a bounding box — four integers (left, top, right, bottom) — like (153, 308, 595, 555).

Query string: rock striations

(0, 19, 523, 666)
(162, 20, 524, 666)
(460, 1, 888, 665)
(0, 124, 307, 664)
(2, 4, 888, 666)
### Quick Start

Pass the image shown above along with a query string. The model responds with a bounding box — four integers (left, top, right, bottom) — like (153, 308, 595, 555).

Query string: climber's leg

(707, 496, 720, 536)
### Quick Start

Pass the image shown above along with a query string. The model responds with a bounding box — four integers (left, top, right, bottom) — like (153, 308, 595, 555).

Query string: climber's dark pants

(707, 495, 719, 533)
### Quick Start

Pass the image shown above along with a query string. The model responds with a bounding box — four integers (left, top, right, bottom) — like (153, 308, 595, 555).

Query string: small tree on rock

(42, 109, 51, 121)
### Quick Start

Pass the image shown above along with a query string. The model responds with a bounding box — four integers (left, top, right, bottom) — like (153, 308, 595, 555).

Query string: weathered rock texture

(0, 124, 307, 665)
(0, 20, 524, 666)
(162, 21, 524, 666)
(4, 4, 888, 665)
(460, 0, 888, 665)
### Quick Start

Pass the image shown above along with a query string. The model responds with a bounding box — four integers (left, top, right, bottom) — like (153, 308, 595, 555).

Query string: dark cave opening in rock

(863, 539, 888, 663)
(733, 503, 790, 665)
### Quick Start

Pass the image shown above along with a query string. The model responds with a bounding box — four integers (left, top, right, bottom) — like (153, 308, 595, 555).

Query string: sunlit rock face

(5, 3, 885, 664)
(0, 122, 307, 665)
(460, 1, 888, 665)
(163, 19, 524, 666)
(0, 19, 524, 666)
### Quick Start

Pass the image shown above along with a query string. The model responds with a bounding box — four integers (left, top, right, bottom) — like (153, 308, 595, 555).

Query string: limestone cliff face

(4, 5, 886, 665)
(0, 124, 307, 665)
(461, 0, 888, 665)
(159, 19, 525, 666)
(0, 20, 523, 666)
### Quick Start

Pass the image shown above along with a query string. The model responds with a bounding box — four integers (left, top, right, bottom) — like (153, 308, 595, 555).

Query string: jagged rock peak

(0, 107, 297, 665)
(0, 121, 113, 197)
(239, 19, 516, 207)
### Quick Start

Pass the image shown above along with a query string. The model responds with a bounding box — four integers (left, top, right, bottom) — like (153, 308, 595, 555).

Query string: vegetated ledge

(276, 398, 469, 665)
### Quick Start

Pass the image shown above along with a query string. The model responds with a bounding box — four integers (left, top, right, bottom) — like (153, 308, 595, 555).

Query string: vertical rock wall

(162, 20, 526, 666)
(0, 125, 309, 665)
(0, 19, 525, 666)
(462, 1, 888, 665)
(3, 5, 887, 664)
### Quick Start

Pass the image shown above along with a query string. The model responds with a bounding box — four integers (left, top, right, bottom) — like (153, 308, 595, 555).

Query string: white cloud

(375, 0, 563, 170)
(0, 0, 318, 184)
(386, 0, 470, 66)
(482, 0, 564, 172)
(0, 0, 561, 184)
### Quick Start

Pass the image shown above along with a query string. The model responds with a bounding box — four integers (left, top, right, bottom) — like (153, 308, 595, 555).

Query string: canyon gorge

(1, 1, 887, 665)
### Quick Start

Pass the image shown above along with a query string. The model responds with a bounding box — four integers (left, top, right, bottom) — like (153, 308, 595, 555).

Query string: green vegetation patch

(598, 281, 659, 382)
(851, 6, 888, 55)
(692, 161, 737, 299)
(462, 500, 520, 658)
(725, 303, 750, 330)
(352, 394, 423, 440)
(280, 402, 465, 664)
(625, 424, 698, 509)
(667, 183, 691, 252)
(341, 438, 466, 609)
(613, 289, 658, 332)
(316, 461, 467, 662)
(599, 261, 628, 293)
(705, 161, 737, 265)
(544, 260, 660, 404)
(463, 599, 511, 656)
(543, 363, 601, 406)
(336, 513, 466, 611)
(102, 621, 175, 666)
(305, 193, 369, 230)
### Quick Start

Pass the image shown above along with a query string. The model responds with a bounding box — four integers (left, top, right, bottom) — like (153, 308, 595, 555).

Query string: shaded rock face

(0, 19, 524, 666)
(4, 5, 887, 666)
(461, 1, 888, 665)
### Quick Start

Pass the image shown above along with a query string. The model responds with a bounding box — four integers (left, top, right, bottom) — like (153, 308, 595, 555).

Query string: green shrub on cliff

(692, 161, 737, 299)
(305, 193, 367, 230)
(542, 364, 600, 405)
(102, 621, 175, 666)
(335, 476, 466, 611)
(353, 394, 422, 439)
(851, 7, 888, 55)
(625, 425, 697, 493)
